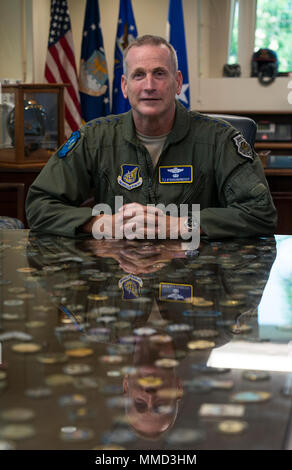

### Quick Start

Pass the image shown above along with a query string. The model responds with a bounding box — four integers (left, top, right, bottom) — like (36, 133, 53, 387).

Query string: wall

(0, 0, 291, 112)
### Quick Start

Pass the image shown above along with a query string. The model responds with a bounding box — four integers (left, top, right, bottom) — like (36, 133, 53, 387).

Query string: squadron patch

(118, 274, 143, 299)
(232, 134, 253, 160)
(117, 165, 143, 190)
(58, 131, 81, 158)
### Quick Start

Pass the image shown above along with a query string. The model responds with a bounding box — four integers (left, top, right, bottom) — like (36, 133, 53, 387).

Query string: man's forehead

(126, 44, 172, 65)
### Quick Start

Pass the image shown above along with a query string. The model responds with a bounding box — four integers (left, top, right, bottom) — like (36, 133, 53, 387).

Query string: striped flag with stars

(112, 0, 138, 114)
(79, 0, 110, 122)
(45, 0, 81, 138)
(167, 0, 190, 109)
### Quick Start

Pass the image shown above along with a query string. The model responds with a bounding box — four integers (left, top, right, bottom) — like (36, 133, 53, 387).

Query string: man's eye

(133, 72, 144, 79)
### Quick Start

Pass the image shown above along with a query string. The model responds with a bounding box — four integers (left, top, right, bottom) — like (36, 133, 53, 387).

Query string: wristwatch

(184, 216, 200, 232)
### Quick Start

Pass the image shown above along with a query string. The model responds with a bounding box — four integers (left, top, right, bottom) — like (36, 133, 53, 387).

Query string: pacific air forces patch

(232, 134, 253, 160)
(117, 165, 142, 190)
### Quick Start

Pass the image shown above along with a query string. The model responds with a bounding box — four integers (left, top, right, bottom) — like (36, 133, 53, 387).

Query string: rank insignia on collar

(159, 283, 193, 303)
(232, 134, 253, 160)
(117, 165, 143, 190)
(118, 274, 143, 299)
(58, 130, 81, 158)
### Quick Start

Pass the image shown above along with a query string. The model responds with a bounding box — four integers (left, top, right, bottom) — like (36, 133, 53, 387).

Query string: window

(254, 0, 292, 72)
(228, 0, 239, 64)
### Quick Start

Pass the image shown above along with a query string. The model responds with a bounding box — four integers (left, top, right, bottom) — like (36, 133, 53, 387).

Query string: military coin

(166, 324, 192, 333)
(1, 408, 35, 422)
(25, 321, 46, 329)
(187, 340, 215, 350)
(59, 427, 94, 442)
(8, 287, 26, 294)
(220, 299, 244, 307)
(231, 324, 252, 334)
(4, 300, 24, 307)
(231, 391, 271, 403)
(242, 371, 270, 382)
(137, 376, 163, 389)
(0, 440, 15, 450)
(0, 371, 7, 381)
(167, 428, 205, 444)
(192, 329, 219, 338)
(58, 394, 87, 407)
(45, 374, 75, 387)
(65, 348, 94, 358)
(217, 420, 248, 434)
(63, 364, 93, 376)
(133, 327, 157, 336)
(157, 388, 183, 399)
(149, 334, 172, 344)
(11, 343, 41, 354)
(73, 377, 104, 390)
(87, 294, 108, 301)
(192, 297, 214, 307)
(0, 424, 36, 440)
(155, 358, 179, 368)
(37, 353, 68, 364)
(101, 428, 136, 444)
(93, 445, 125, 450)
(100, 355, 123, 364)
(17, 267, 37, 273)
(24, 387, 52, 399)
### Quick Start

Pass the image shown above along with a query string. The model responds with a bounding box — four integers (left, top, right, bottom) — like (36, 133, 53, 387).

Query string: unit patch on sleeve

(232, 134, 254, 160)
(117, 165, 143, 190)
(58, 131, 81, 158)
(159, 165, 193, 183)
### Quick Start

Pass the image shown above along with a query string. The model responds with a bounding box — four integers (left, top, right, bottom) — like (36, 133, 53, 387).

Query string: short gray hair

(123, 35, 178, 77)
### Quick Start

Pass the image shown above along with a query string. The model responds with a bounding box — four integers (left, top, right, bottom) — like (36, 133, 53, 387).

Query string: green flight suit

(25, 102, 277, 239)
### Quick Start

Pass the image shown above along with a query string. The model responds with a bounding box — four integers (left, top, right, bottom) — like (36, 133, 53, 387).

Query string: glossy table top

(0, 230, 292, 450)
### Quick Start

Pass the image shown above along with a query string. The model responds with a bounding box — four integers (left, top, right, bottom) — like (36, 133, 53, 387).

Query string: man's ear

(176, 71, 183, 96)
(121, 75, 128, 99)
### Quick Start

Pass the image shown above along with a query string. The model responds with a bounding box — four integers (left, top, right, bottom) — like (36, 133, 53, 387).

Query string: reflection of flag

(45, 0, 81, 138)
(79, 0, 110, 122)
(167, 0, 190, 109)
(112, 0, 138, 114)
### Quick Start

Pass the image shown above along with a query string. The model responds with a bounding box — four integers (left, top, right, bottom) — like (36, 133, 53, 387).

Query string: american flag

(45, 0, 81, 138)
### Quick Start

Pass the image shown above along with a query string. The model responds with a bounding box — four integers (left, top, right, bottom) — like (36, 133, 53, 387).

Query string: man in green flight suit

(26, 35, 277, 240)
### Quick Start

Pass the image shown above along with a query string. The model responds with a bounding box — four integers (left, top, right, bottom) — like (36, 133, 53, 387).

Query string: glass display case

(0, 84, 65, 168)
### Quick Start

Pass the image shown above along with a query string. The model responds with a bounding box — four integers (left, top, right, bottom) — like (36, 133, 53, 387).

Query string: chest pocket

(175, 173, 205, 205)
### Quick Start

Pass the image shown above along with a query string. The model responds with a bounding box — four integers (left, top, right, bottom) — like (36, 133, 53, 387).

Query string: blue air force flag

(112, 0, 138, 114)
(167, 0, 190, 109)
(79, 0, 110, 122)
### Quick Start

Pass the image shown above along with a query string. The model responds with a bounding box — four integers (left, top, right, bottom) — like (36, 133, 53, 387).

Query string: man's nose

(144, 73, 155, 90)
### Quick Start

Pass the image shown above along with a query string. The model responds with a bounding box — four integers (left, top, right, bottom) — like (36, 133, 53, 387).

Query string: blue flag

(167, 0, 190, 109)
(112, 0, 138, 114)
(79, 0, 110, 122)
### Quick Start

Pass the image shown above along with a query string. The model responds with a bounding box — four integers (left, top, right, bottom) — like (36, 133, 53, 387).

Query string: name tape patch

(159, 283, 193, 303)
(159, 165, 193, 183)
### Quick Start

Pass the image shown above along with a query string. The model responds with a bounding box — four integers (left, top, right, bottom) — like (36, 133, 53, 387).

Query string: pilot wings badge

(117, 164, 143, 190)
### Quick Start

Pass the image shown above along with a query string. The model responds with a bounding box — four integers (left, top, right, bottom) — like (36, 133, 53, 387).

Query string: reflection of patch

(117, 165, 142, 190)
(232, 134, 253, 160)
(159, 165, 193, 183)
(159, 283, 193, 303)
(58, 131, 80, 158)
(118, 274, 143, 299)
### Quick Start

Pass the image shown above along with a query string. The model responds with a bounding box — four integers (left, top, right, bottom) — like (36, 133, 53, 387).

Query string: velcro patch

(58, 131, 81, 158)
(159, 165, 193, 183)
(232, 134, 253, 160)
(159, 283, 193, 302)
